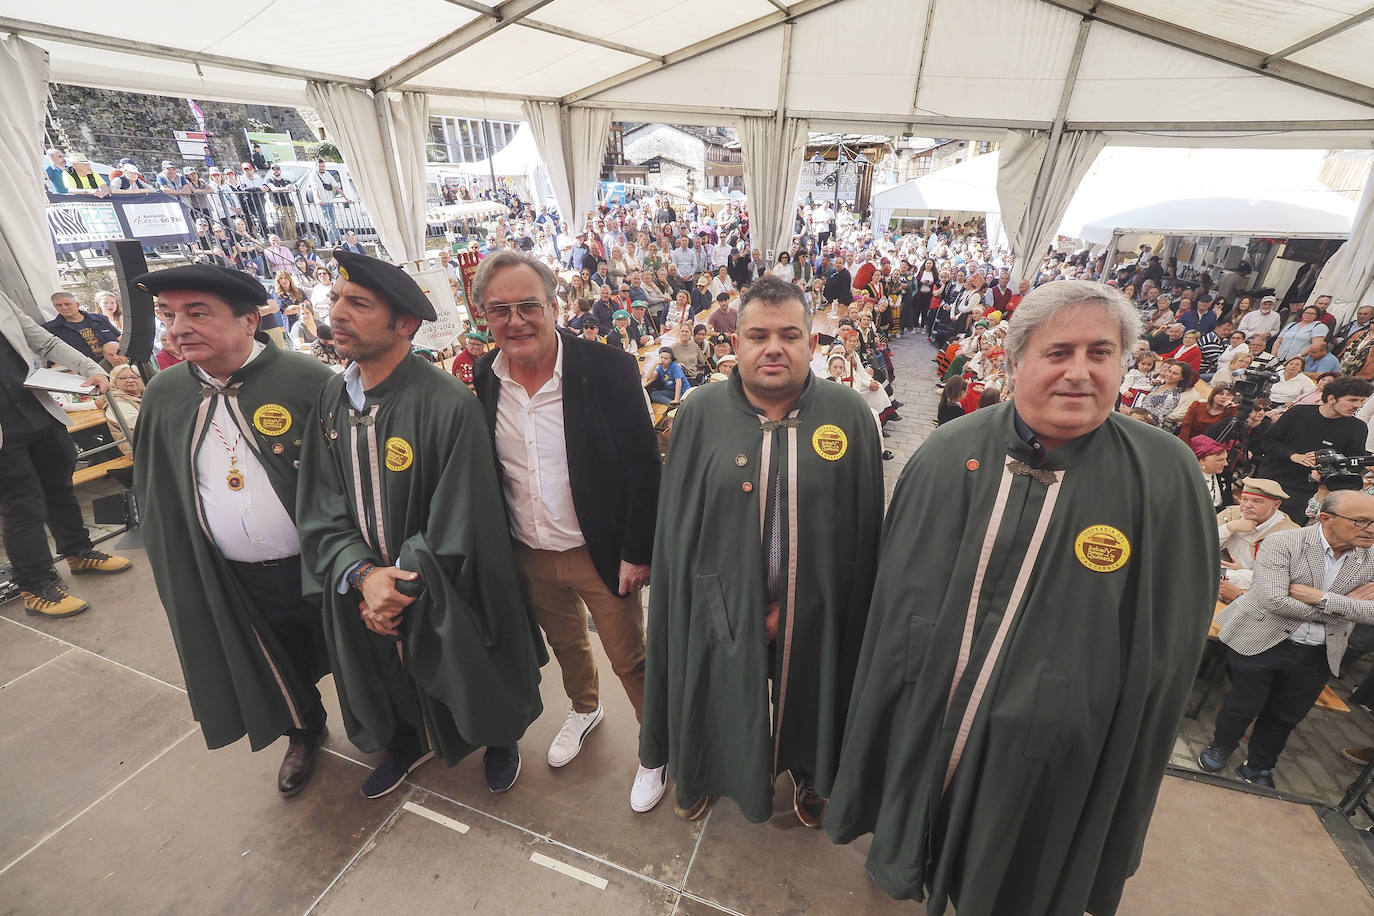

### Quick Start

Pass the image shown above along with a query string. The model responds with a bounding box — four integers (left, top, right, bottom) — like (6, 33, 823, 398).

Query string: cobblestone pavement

(874, 330, 944, 504)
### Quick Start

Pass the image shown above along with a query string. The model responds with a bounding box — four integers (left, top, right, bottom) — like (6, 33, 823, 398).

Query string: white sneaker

(547, 704, 604, 768)
(630, 764, 667, 813)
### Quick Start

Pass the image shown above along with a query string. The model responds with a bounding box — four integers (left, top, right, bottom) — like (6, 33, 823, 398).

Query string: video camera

(1229, 356, 1280, 419)
(1314, 449, 1374, 489)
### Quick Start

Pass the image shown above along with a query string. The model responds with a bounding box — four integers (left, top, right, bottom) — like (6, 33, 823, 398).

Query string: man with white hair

(1238, 295, 1281, 342)
(829, 280, 1218, 915)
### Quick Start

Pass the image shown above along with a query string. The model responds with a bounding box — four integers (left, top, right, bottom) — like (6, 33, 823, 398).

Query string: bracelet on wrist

(348, 562, 378, 591)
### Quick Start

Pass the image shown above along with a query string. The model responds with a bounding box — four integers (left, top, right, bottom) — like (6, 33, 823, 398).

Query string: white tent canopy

(871, 153, 1003, 229)
(6, 1, 1374, 140)
(1076, 194, 1357, 245)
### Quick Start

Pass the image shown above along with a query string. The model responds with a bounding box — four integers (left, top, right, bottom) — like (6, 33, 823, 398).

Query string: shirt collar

(493, 329, 564, 386)
(1012, 409, 1048, 467)
(1318, 525, 1338, 562)
(191, 340, 265, 389)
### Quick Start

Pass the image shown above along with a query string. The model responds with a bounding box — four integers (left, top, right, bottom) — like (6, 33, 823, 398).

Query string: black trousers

(227, 556, 327, 742)
(1212, 641, 1331, 771)
(0, 421, 91, 589)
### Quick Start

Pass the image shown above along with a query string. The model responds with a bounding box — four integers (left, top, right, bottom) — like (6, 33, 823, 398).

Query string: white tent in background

(871, 152, 1003, 233)
(1075, 193, 1356, 246)
(456, 124, 542, 178)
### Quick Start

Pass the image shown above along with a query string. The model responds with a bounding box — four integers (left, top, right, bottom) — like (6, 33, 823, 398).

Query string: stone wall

(48, 84, 314, 173)
(623, 125, 705, 188)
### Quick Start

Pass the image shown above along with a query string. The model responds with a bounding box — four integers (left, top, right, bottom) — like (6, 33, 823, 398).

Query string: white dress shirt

(1292, 528, 1343, 645)
(193, 343, 300, 562)
(492, 335, 585, 551)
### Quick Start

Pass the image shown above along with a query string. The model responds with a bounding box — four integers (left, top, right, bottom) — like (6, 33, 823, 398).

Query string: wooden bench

(1192, 600, 1350, 716)
(65, 408, 132, 486)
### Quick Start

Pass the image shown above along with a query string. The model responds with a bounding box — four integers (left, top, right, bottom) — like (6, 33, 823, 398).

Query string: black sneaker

(1196, 743, 1230, 774)
(361, 746, 433, 799)
(792, 772, 826, 828)
(1236, 763, 1276, 789)
(484, 743, 521, 793)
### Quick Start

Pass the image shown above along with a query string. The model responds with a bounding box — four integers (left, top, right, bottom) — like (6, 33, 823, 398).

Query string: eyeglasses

(484, 300, 545, 322)
(1328, 512, 1374, 529)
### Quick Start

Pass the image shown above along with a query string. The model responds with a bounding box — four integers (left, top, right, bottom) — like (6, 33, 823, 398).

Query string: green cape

(641, 373, 884, 822)
(133, 344, 335, 750)
(826, 404, 1217, 916)
(297, 354, 546, 763)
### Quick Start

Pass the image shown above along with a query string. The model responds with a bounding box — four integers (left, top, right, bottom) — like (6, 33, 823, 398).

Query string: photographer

(1257, 376, 1374, 523)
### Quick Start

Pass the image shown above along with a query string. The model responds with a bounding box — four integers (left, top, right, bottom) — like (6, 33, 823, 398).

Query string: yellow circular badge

(337, 265, 349, 280)
(384, 437, 414, 472)
(1074, 525, 1131, 573)
(252, 403, 292, 437)
(812, 424, 848, 461)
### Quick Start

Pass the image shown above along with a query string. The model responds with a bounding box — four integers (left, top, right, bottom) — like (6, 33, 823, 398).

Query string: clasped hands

(358, 567, 419, 637)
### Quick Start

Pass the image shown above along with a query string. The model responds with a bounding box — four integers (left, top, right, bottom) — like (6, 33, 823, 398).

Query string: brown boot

(67, 549, 133, 575)
(22, 580, 90, 619)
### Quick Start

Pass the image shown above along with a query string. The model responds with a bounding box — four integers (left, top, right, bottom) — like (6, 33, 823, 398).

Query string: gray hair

(1320, 490, 1350, 517)
(737, 274, 812, 333)
(471, 249, 557, 308)
(1004, 280, 1142, 368)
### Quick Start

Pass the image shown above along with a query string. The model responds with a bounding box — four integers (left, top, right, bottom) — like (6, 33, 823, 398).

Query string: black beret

(130, 263, 268, 304)
(333, 248, 437, 321)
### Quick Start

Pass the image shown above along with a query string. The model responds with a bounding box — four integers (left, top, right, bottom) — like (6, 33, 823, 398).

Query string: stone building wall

(48, 84, 314, 172)
(623, 125, 705, 189)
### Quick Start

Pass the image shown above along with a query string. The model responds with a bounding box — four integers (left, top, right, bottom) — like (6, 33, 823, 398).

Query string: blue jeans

(321, 203, 340, 245)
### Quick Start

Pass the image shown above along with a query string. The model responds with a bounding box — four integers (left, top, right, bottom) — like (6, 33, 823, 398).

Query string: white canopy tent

(6, 0, 1374, 311)
(1077, 194, 1357, 246)
(871, 153, 1002, 229)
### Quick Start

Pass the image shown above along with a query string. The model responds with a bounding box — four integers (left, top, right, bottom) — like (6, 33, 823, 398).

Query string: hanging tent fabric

(522, 101, 609, 234)
(997, 129, 1107, 286)
(737, 115, 809, 265)
(0, 35, 61, 321)
(1306, 166, 1374, 323)
(306, 82, 429, 265)
(1074, 193, 1357, 246)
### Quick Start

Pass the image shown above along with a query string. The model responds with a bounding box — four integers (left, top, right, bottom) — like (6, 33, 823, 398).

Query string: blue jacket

(42, 310, 121, 361)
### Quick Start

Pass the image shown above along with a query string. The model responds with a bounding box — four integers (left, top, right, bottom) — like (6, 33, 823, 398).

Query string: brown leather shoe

(278, 727, 327, 797)
(673, 793, 715, 822)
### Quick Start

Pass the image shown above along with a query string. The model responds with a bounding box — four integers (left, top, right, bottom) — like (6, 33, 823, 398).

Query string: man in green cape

(297, 249, 545, 799)
(827, 280, 1218, 915)
(641, 275, 884, 826)
(132, 263, 335, 796)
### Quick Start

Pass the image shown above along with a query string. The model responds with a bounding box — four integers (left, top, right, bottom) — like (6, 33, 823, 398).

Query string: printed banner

(47, 201, 125, 246)
(412, 267, 464, 351)
(123, 201, 191, 239)
(46, 192, 196, 252)
(457, 250, 485, 335)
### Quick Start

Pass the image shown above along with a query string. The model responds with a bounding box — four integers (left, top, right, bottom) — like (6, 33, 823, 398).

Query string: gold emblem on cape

(252, 403, 292, 436)
(384, 436, 414, 472)
(812, 424, 847, 461)
(1074, 525, 1131, 573)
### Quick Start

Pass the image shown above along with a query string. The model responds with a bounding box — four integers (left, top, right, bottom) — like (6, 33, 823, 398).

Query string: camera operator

(1257, 376, 1374, 523)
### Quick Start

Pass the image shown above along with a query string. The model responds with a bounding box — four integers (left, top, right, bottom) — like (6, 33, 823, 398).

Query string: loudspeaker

(111, 241, 156, 362)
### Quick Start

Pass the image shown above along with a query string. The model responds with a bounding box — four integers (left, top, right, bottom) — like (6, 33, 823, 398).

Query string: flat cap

(1239, 477, 1289, 500)
(332, 248, 437, 321)
(131, 263, 268, 304)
